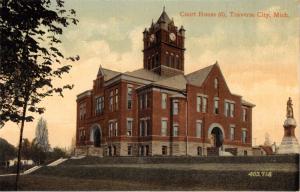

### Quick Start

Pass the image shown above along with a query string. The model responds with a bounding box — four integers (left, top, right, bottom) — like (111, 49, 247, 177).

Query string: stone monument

(277, 97, 300, 154)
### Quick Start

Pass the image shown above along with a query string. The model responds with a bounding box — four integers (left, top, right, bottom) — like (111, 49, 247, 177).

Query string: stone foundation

(78, 141, 253, 157)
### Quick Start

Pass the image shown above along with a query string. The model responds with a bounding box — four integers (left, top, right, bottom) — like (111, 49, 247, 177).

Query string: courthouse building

(75, 9, 255, 156)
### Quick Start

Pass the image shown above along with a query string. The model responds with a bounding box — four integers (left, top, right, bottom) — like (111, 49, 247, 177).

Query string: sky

(0, 0, 299, 149)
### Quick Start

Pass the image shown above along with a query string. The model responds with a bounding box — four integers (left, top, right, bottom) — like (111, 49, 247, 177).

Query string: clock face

(149, 34, 155, 42)
(169, 33, 176, 41)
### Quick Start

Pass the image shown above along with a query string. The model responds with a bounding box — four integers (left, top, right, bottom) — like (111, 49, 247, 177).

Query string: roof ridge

(185, 64, 214, 77)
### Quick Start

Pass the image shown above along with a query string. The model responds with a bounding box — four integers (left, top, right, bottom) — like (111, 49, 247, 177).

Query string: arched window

(214, 78, 219, 89)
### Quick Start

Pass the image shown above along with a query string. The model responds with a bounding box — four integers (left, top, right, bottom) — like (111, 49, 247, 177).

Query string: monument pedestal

(277, 136, 300, 154)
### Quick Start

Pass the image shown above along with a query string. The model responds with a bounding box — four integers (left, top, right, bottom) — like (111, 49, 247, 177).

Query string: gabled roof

(98, 66, 121, 81)
(124, 68, 166, 82)
(153, 74, 187, 90)
(259, 145, 274, 155)
(185, 64, 215, 87)
(242, 100, 256, 107)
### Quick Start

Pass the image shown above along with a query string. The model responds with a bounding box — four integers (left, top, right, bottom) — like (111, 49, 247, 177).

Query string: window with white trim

(114, 121, 118, 136)
(230, 103, 235, 117)
(214, 78, 219, 89)
(161, 120, 167, 136)
(109, 91, 113, 111)
(242, 108, 247, 121)
(127, 119, 133, 136)
(242, 129, 247, 143)
(173, 100, 179, 115)
(230, 125, 235, 141)
(161, 93, 167, 109)
(139, 119, 148, 136)
(95, 96, 104, 115)
(214, 98, 219, 114)
(108, 122, 113, 137)
(79, 103, 86, 120)
(115, 88, 118, 111)
(173, 124, 179, 137)
(127, 86, 133, 109)
(224, 102, 230, 117)
(197, 96, 201, 112)
(202, 97, 207, 113)
(196, 121, 202, 138)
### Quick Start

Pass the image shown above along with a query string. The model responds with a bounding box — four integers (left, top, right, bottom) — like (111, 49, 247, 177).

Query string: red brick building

(75, 9, 255, 156)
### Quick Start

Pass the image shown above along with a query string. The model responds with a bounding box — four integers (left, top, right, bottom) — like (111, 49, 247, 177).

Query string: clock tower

(143, 7, 186, 76)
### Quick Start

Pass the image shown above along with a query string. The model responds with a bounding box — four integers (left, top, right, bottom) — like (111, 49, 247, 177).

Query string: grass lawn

(0, 175, 214, 191)
(1, 155, 298, 191)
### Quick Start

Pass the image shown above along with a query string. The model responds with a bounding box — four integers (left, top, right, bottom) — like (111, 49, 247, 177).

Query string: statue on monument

(277, 97, 300, 154)
(286, 97, 294, 118)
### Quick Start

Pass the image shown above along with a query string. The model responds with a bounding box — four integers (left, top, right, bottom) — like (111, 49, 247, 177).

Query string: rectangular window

(127, 86, 133, 109)
(145, 145, 149, 156)
(115, 89, 118, 111)
(79, 103, 86, 120)
(95, 96, 104, 115)
(202, 97, 207, 113)
(214, 98, 219, 114)
(127, 119, 133, 136)
(230, 103, 235, 117)
(162, 146, 167, 155)
(145, 94, 148, 109)
(242, 130, 247, 143)
(140, 95, 143, 110)
(196, 121, 202, 138)
(140, 120, 148, 137)
(173, 124, 179, 137)
(230, 125, 235, 141)
(161, 120, 167, 136)
(197, 147, 202, 156)
(114, 121, 118, 136)
(113, 146, 117, 156)
(242, 108, 247, 121)
(128, 145, 132, 156)
(197, 96, 201, 112)
(109, 91, 114, 111)
(140, 121, 143, 136)
(173, 101, 179, 115)
(224, 102, 230, 117)
(108, 122, 113, 137)
(146, 119, 150, 136)
(161, 93, 167, 109)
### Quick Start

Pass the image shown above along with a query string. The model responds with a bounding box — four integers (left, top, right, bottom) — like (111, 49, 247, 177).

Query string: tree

(21, 138, 31, 160)
(50, 147, 67, 159)
(0, 0, 79, 189)
(34, 117, 50, 152)
(69, 134, 76, 155)
(30, 139, 46, 165)
(0, 138, 16, 162)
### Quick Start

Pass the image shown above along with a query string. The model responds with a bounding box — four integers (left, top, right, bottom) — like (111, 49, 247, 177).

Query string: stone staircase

(47, 158, 68, 166)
